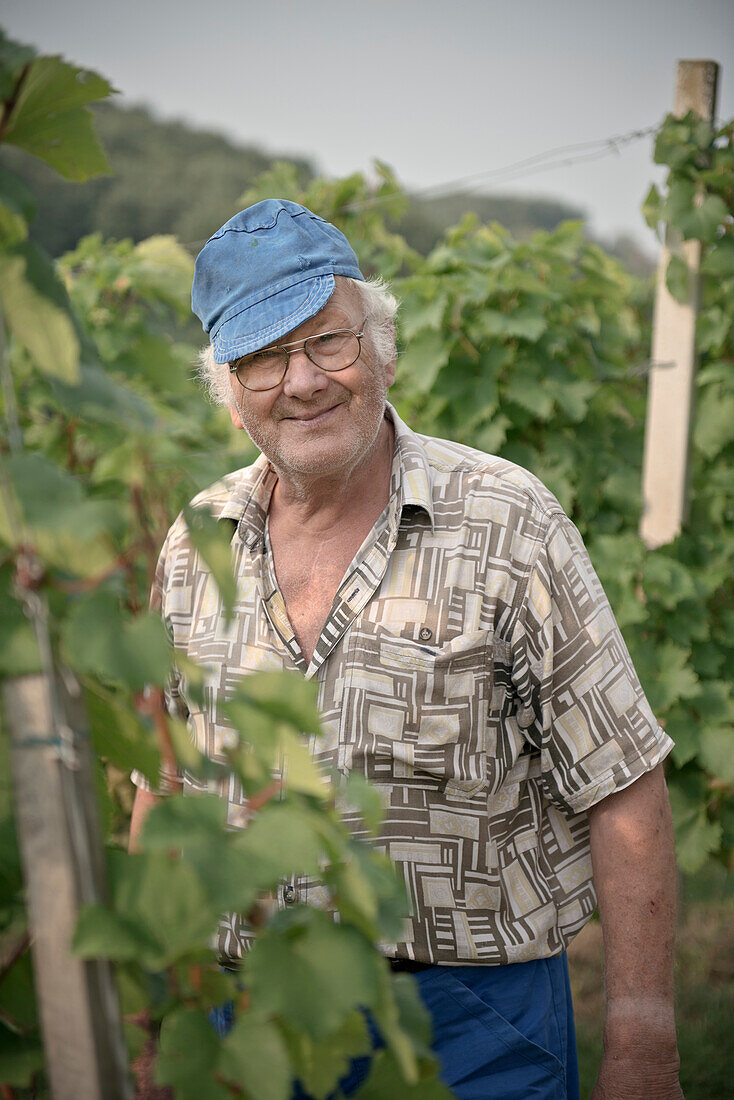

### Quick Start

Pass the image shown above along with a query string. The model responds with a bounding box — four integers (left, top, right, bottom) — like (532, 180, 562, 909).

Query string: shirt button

(419, 627, 433, 641)
(283, 884, 296, 905)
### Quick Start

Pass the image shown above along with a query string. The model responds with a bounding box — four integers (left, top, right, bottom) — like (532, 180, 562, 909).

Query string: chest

(173, 513, 529, 799)
(268, 526, 370, 665)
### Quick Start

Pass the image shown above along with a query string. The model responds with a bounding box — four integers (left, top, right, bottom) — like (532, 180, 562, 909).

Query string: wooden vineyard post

(2, 666, 132, 1100)
(639, 59, 720, 549)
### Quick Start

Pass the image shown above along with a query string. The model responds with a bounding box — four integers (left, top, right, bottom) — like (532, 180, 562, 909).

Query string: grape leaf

(0, 242, 80, 381)
(3, 55, 113, 180)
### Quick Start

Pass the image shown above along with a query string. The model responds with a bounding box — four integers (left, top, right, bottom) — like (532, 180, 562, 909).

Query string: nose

(281, 347, 330, 400)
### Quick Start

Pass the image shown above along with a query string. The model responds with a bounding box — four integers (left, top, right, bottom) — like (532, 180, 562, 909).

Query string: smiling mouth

(285, 405, 340, 425)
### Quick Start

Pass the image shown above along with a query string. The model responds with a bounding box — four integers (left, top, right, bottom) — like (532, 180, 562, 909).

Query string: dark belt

(389, 957, 434, 973)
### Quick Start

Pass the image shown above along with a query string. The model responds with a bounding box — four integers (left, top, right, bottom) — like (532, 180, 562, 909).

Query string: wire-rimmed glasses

(228, 323, 366, 391)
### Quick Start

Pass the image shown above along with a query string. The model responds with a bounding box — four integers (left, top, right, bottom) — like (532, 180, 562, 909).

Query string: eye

(247, 350, 280, 368)
(313, 331, 348, 351)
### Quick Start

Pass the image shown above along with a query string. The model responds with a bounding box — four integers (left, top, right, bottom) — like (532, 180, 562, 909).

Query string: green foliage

(247, 909, 380, 1039)
(0, 168, 34, 248)
(69, 698, 424, 1094)
(0, 241, 81, 382)
(0, 26, 732, 1096)
(0, 1027, 45, 1089)
(218, 1014, 292, 1100)
(61, 596, 172, 687)
(157, 1007, 233, 1100)
(282, 1011, 369, 1100)
(642, 114, 734, 871)
(85, 682, 161, 784)
(1, 54, 113, 181)
(0, 27, 112, 274)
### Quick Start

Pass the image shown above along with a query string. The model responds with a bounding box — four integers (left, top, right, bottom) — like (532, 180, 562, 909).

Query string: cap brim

(210, 274, 335, 364)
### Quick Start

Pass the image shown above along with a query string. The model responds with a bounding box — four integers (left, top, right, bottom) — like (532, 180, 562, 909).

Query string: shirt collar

(385, 402, 435, 529)
(218, 452, 275, 549)
(217, 401, 436, 546)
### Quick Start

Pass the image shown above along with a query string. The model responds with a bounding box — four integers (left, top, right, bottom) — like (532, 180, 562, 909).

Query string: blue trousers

(211, 953, 580, 1100)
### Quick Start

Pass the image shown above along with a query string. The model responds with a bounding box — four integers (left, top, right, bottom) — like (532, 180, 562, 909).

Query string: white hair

(196, 275, 399, 408)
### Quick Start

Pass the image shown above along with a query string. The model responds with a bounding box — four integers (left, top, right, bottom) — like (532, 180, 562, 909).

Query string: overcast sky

(3, 0, 733, 250)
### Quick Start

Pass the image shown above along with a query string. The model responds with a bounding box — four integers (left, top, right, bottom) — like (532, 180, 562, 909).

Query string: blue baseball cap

(191, 199, 365, 364)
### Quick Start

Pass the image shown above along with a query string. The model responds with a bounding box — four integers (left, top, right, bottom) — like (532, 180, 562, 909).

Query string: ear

(228, 404, 244, 430)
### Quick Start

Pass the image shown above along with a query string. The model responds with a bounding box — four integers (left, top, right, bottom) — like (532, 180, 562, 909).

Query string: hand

(590, 1050, 684, 1099)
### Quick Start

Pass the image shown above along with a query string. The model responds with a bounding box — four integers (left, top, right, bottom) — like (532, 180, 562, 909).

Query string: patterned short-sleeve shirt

(133, 404, 672, 965)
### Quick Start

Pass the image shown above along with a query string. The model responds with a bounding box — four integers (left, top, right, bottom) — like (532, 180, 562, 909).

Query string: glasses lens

(234, 349, 288, 391)
(305, 331, 360, 371)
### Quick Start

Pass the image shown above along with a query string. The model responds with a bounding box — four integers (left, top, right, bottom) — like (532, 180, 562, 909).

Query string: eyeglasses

(229, 322, 366, 391)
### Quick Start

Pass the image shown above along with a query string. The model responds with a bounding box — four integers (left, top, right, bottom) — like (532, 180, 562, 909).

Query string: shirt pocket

(339, 622, 493, 797)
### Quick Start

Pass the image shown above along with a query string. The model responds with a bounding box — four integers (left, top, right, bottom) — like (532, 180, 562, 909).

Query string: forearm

(588, 764, 680, 1085)
(128, 786, 163, 853)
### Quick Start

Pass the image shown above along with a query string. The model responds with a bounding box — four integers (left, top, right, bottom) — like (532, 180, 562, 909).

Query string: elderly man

(130, 200, 682, 1099)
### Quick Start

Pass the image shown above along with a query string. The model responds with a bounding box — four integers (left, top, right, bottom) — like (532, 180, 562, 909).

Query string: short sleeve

(131, 523, 187, 793)
(509, 510, 673, 815)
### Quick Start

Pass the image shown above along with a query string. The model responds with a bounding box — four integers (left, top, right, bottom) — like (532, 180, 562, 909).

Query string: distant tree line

(0, 99, 654, 275)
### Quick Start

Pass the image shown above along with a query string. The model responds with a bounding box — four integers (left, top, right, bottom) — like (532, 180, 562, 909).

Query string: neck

(269, 415, 394, 531)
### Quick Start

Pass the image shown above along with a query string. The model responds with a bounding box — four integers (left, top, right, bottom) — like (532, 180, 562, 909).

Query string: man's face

(228, 280, 395, 481)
